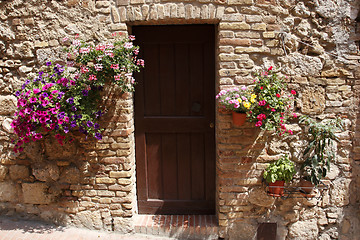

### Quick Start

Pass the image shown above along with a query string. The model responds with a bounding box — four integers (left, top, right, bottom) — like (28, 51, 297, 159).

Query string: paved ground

(0, 216, 175, 240)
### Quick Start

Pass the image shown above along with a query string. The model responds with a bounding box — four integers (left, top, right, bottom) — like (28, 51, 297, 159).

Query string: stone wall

(0, 0, 360, 239)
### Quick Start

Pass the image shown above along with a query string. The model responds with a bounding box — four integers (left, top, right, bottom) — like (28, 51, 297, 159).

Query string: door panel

(134, 25, 215, 214)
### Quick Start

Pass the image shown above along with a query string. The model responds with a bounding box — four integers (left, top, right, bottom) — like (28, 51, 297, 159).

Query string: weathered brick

(101, 157, 126, 165)
(109, 171, 132, 178)
(219, 22, 250, 30)
(235, 47, 269, 53)
(96, 1, 111, 8)
(116, 0, 129, 5)
(245, 15, 262, 23)
(95, 178, 116, 184)
(251, 23, 267, 31)
(220, 38, 251, 46)
(97, 190, 116, 197)
(250, 39, 263, 46)
(228, 0, 253, 4)
(267, 24, 281, 31)
(24, 18, 34, 25)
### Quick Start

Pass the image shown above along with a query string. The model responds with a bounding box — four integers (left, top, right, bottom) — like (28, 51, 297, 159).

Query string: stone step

(134, 215, 219, 240)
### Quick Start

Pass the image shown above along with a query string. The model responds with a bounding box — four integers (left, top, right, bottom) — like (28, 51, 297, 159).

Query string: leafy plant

(263, 155, 296, 183)
(299, 116, 343, 186)
(216, 86, 256, 113)
(248, 67, 297, 135)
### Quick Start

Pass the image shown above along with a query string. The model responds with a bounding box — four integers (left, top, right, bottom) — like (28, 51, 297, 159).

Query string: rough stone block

(33, 163, 60, 182)
(60, 166, 80, 184)
(289, 220, 319, 239)
(67, 0, 80, 7)
(9, 165, 29, 180)
(22, 183, 55, 204)
(111, 7, 120, 23)
(0, 166, 7, 181)
(0, 95, 17, 115)
(96, 1, 111, 8)
(0, 182, 17, 202)
(12, 19, 21, 26)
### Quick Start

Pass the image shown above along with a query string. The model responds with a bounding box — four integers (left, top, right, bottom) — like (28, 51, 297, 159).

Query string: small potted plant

(299, 116, 343, 195)
(216, 86, 256, 126)
(263, 154, 296, 197)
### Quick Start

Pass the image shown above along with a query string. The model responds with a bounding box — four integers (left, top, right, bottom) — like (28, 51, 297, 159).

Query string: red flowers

(291, 90, 296, 95)
(276, 93, 281, 98)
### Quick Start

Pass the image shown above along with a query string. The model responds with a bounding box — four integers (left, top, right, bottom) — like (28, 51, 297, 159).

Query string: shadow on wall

(0, 83, 131, 227)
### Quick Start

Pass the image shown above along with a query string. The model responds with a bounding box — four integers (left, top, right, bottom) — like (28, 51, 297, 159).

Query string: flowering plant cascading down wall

(11, 33, 144, 153)
(248, 67, 297, 135)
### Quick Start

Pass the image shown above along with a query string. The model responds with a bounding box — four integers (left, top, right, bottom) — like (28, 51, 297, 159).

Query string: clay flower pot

(268, 180, 285, 197)
(299, 179, 315, 197)
(232, 112, 247, 126)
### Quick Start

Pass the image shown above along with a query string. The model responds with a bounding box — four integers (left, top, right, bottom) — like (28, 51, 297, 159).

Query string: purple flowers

(11, 34, 144, 153)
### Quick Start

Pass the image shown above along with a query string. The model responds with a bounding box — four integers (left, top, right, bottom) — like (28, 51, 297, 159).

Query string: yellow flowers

(250, 94, 257, 103)
(237, 98, 242, 103)
(243, 101, 251, 109)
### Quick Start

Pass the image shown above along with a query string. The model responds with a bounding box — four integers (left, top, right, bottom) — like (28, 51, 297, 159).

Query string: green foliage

(299, 116, 343, 186)
(263, 155, 296, 183)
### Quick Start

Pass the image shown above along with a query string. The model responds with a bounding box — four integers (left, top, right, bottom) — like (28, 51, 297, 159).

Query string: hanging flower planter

(232, 112, 247, 126)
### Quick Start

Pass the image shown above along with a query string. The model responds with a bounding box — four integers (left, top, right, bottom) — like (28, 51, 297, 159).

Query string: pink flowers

(94, 64, 103, 71)
(114, 75, 121, 81)
(291, 90, 296, 95)
(124, 42, 133, 49)
(33, 88, 41, 94)
(80, 66, 89, 73)
(88, 75, 97, 81)
(257, 114, 266, 121)
(258, 100, 266, 106)
(255, 121, 262, 127)
(111, 64, 119, 70)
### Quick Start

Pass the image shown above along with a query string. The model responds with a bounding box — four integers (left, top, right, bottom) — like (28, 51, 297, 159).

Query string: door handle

(209, 122, 214, 128)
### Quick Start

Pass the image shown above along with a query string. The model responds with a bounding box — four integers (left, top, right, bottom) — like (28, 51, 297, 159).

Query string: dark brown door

(134, 25, 215, 214)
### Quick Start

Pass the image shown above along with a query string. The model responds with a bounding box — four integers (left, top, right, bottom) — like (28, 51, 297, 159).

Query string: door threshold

(134, 214, 219, 239)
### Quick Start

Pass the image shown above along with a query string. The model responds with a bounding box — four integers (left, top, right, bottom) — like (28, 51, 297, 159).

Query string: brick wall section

(0, 0, 360, 239)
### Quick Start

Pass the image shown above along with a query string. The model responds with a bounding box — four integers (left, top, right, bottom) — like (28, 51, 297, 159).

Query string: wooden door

(134, 25, 215, 214)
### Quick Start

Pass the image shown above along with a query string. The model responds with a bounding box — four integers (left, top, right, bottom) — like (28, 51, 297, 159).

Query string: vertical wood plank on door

(175, 44, 190, 116)
(189, 43, 204, 117)
(146, 134, 163, 200)
(191, 133, 205, 200)
(162, 134, 178, 200)
(159, 45, 175, 116)
(177, 133, 191, 200)
(144, 45, 161, 116)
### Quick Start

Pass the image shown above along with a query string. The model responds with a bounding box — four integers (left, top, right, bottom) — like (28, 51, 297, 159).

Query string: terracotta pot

(268, 180, 285, 197)
(299, 179, 315, 196)
(232, 112, 247, 126)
